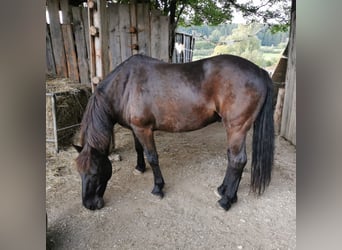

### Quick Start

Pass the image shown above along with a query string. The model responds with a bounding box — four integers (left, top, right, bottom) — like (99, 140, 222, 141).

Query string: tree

(70, 0, 292, 60)
(152, 0, 291, 59)
(212, 24, 265, 66)
(209, 29, 222, 44)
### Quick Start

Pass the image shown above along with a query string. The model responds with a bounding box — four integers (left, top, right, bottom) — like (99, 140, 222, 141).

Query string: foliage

(179, 22, 288, 67)
(211, 24, 279, 67)
(108, 0, 292, 60)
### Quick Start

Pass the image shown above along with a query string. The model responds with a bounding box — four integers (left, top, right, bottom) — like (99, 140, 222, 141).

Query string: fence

(46, 0, 170, 84)
(173, 32, 195, 63)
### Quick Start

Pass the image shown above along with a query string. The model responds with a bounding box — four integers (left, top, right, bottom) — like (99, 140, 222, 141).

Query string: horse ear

(73, 144, 83, 153)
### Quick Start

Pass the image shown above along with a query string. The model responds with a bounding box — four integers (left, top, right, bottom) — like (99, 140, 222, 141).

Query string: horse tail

(251, 72, 275, 195)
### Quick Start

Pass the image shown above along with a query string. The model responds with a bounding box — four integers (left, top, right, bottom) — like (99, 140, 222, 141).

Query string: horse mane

(80, 89, 114, 153)
(76, 89, 114, 171)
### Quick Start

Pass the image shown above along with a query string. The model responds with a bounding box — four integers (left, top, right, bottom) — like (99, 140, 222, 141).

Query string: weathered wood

(46, 24, 56, 75)
(47, 0, 68, 77)
(137, 3, 150, 56)
(160, 14, 170, 61)
(108, 3, 121, 70)
(190, 37, 195, 61)
(89, 25, 98, 36)
(61, 24, 80, 82)
(273, 82, 285, 88)
(59, 0, 72, 24)
(72, 6, 90, 84)
(150, 10, 161, 60)
(130, 4, 138, 55)
(272, 57, 288, 104)
(119, 4, 131, 61)
(93, 0, 109, 83)
(92, 76, 101, 84)
(60, 0, 79, 81)
(81, 7, 90, 63)
(87, 1, 96, 91)
(46, 2, 171, 79)
(280, 8, 296, 145)
(274, 88, 285, 134)
(88, 0, 96, 9)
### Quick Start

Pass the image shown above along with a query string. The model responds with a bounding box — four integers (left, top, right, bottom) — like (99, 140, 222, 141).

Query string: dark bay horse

(73, 54, 274, 211)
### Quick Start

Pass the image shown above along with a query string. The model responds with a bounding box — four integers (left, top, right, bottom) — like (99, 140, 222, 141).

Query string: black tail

(251, 74, 275, 194)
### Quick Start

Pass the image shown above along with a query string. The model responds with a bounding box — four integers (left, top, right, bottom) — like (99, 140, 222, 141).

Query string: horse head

(74, 145, 112, 210)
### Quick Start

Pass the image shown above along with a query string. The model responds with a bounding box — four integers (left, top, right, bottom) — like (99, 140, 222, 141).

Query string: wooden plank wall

(107, 3, 169, 70)
(71, 6, 89, 84)
(280, 8, 296, 145)
(46, 1, 172, 82)
(150, 10, 169, 62)
(46, 24, 56, 74)
(47, 0, 68, 77)
(46, 0, 89, 83)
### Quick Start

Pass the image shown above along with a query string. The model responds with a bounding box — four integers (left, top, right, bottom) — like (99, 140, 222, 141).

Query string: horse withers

(73, 54, 274, 211)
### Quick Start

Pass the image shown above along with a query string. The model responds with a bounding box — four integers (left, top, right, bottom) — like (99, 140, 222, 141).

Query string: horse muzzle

(82, 196, 104, 210)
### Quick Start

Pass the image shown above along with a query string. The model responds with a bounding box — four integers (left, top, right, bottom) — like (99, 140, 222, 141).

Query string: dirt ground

(46, 122, 296, 250)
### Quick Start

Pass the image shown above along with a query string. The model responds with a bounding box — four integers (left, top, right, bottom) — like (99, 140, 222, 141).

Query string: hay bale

(46, 77, 92, 151)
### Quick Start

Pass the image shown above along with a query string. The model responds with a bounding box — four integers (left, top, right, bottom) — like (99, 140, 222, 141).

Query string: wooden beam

(72, 6, 90, 84)
(46, 24, 56, 75)
(130, 4, 138, 55)
(61, 24, 80, 82)
(47, 0, 68, 77)
(137, 3, 150, 56)
(119, 4, 131, 61)
(108, 3, 121, 70)
(91, 0, 109, 90)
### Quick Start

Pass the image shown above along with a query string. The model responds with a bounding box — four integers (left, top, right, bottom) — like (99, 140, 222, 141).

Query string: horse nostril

(83, 200, 96, 210)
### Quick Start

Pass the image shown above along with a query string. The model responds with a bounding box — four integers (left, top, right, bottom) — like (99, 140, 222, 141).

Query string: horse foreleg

(132, 127, 165, 198)
(217, 129, 247, 211)
(133, 132, 146, 173)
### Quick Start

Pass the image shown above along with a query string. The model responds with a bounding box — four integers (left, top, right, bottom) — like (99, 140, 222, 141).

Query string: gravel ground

(46, 122, 296, 250)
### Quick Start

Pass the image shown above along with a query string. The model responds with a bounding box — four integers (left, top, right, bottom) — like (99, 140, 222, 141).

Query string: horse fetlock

(135, 164, 146, 173)
(151, 185, 164, 198)
(217, 184, 226, 197)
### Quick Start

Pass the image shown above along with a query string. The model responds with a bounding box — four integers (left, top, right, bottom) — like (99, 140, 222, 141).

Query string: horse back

(112, 55, 269, 132)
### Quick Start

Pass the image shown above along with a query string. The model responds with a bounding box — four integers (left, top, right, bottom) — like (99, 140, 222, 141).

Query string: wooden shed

(280, 5, 296, 145)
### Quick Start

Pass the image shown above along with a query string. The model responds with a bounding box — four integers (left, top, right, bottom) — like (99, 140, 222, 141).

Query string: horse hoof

(217, 198, 231, 211)
(231, 195, 238, 204)
(151, 187, 164, 199)
(214, 189, 222, 198)
(133, 169, 144, 175)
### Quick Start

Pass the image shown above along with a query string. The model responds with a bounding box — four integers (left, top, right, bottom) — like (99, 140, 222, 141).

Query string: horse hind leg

(217, 128, 248, 211)
(133, 132, 146, 174)
(132, 127, 165, 198)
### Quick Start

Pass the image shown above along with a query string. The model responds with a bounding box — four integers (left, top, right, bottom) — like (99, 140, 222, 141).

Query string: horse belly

(153, 102, 218, 132)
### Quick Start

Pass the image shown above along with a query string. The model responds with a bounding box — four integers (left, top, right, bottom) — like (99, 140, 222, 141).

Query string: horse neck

(80, 90, 115, 155)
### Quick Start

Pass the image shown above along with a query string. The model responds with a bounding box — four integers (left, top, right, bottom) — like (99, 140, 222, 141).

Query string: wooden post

(72, 6, 90, 84)
(88, 0, 114, 151)
(280, 5, 296, 145)
(274, 87, 285, 134)
(130, 4, 139, 55)
(88, 0, 109, 91)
